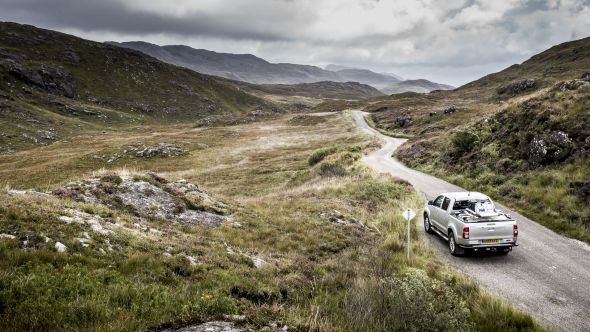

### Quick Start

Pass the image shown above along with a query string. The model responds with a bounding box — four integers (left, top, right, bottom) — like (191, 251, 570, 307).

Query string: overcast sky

(1, 0, 589, 86)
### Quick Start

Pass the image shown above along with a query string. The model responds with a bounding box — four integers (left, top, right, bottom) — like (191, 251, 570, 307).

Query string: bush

(452, 131, 479, 156)
(318, 161, 347, 177)
(308, 146, 338, 166)
(100, 174, 123, 185)
(351, 180, 406, 204)
(346, 269, 474, 332)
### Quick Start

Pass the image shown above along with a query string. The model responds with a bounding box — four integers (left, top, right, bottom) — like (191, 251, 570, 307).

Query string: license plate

(482, 239, 499, 244)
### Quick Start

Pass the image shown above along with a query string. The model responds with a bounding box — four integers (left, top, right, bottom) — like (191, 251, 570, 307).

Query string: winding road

(352, 110, 590, 332)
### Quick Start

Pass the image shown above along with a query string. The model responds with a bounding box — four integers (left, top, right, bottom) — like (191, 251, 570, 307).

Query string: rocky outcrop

(528, 131, 574, 166)
(528, 137, 548, 166)
(557, 79, 589, 91)
(51, 173, 230, 226)
(395, 113, 412, 127)
(2, 60, 76, 98)
(134, 143, 186, 158)
(497, 79, 536, 95)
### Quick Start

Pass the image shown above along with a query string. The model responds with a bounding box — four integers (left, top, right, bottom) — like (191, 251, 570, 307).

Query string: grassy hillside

(0, 112, 542, 331)
(458, 37, 590, 99)
(0, 22, 273, 152)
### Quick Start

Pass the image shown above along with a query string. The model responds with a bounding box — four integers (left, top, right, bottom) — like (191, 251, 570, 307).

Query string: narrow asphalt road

(352, 110, 590, 332)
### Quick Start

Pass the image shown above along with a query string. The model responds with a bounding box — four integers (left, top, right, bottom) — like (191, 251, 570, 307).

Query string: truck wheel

(424, 214, 434, 234)
(448, 231, 460, 256)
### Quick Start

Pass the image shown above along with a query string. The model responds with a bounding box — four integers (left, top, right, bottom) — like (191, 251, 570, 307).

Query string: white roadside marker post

(402, 208, 416, 260)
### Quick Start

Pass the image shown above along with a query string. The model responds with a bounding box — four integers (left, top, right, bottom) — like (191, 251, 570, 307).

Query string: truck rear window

(453, 199, 494, 212)
(441, 197, 451, 210)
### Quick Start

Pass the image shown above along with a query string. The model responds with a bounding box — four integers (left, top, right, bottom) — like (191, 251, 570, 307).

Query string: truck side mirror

(427, 200, 433, 205)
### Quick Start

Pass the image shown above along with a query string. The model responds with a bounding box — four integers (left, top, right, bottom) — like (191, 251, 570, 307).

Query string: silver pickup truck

(423, 192, 518, 255)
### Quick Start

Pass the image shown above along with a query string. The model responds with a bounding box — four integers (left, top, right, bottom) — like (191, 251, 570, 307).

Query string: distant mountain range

(108, 41, 453, 94)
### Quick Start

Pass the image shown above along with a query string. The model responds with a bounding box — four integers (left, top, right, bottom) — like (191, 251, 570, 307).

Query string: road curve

(352, 110, 590, 332)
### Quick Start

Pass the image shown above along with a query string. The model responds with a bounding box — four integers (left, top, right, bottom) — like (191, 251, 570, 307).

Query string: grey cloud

(0, 0, 588, 86)
(0, 0, 311, 41)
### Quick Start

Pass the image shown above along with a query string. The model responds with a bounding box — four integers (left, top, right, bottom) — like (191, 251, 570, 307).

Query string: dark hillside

(0, 22, 270, 152)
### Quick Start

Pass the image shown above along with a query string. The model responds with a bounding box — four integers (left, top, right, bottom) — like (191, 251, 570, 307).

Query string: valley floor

(0, 112, 542, 331)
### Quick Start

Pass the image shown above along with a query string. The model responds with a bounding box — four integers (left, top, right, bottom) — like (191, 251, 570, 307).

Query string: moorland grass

(0, 112, 544, 331)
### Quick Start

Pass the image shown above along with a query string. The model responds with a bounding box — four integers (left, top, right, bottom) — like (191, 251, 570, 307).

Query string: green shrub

(308, 146, 338, 166)
(451, 131, 479, 156)
(318, 161, 347, 177)
(100, 174, 123, 185)
(351, 180, 406, 204)
(346, 269, 474, 332)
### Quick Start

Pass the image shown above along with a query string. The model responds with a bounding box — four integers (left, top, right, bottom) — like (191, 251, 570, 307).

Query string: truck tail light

(513, 224, 518, 238)
(463, 227, 470, 239)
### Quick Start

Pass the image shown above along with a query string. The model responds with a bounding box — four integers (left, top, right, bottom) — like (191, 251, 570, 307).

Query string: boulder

(396, 113, 412, 127)
(443, 106, 457, 114)
(55, 242, 67, 253)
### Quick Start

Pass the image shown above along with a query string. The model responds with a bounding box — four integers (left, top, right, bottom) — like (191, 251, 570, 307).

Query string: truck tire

(424, 213, 434, 234)
(448, 231, 461, 256)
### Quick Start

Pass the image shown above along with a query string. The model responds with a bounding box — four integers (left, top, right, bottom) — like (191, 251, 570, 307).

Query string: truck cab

(424, 192, 518, 255)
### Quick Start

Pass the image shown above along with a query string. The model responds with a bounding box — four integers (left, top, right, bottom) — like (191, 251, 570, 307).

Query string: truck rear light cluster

(463, 227, 470, 239)
(513, 224, 518, 238)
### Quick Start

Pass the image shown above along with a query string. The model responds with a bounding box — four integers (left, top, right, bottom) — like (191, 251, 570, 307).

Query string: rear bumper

(458, 243, 517, 249)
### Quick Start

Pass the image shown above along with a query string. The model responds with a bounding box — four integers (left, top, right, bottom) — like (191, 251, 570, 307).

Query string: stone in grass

(173, 321, 243, 332)
(251, 256, 267, 269)
(135, 143, 186, 158)
(55, 242, 67, 253)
